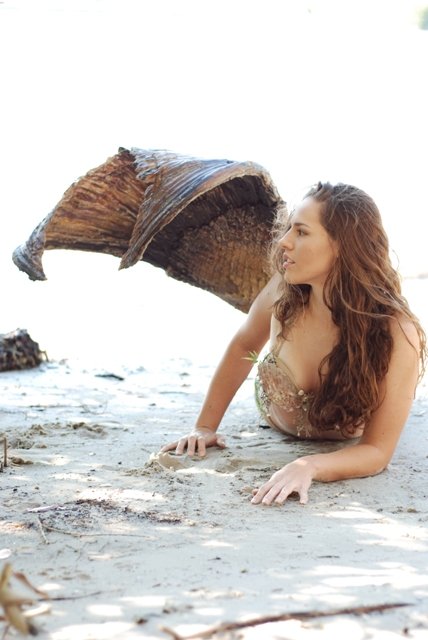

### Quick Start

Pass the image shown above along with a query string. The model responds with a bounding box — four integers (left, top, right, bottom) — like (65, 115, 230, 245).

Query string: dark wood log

(0, 329, 46, 372)
(12, 148, 284, 312)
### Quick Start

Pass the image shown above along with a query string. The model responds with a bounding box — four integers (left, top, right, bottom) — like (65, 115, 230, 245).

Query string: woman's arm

(251, 316, 421, 505)
(161, 273, 282, 456)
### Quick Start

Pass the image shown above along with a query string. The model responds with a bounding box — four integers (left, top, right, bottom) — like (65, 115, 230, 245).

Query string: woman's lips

(283, 256, 295, 269)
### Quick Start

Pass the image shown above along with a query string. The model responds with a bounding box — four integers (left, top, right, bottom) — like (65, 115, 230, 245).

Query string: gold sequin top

(255, 346, 315, 438)
(255, 341, 364, 441)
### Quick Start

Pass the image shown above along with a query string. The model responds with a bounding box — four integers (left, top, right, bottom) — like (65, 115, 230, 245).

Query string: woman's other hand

(251, 458, 315, 505)
(160, 427, 226, 458)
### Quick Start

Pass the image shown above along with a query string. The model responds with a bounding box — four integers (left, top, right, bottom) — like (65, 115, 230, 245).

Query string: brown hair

(271, 182, 426, 433)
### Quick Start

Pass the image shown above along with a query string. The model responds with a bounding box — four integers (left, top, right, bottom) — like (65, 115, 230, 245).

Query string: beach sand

(1, 279, 428, 640)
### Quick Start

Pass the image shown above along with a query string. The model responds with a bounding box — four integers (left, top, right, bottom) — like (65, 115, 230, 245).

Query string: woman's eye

(297, 228, 306, 236)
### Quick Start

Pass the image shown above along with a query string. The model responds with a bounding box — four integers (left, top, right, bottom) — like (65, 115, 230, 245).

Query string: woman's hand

(251, 458, 315, 505)
(160, 427, 226, 458)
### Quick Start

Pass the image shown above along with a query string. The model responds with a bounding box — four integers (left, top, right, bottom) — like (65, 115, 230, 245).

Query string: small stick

(39, 522, 151, 539)
(160, 602, 410, 640)
(161, 627, 183, 640)
(3, 436, 7, 468)
(45, 590, 116, 602)
(36, 517, 49, 545)
(25, 504, 63, 514)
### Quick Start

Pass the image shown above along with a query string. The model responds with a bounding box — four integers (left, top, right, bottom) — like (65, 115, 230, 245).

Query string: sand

(1, 282, 428, 640)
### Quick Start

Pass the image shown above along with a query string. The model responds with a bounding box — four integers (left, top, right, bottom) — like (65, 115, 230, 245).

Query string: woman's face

(278, 197, 337, 288)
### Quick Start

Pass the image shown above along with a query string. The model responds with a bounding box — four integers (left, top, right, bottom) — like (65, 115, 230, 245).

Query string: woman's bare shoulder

(241, 273, 282, 342)
(262, 272, 283, 303)
(390, 313, 420, 351)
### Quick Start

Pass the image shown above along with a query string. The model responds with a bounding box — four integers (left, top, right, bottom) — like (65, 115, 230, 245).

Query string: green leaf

(243, 350, 259, 365)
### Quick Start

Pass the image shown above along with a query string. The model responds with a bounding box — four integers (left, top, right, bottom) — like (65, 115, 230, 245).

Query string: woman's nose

(279, 229, 292, 248)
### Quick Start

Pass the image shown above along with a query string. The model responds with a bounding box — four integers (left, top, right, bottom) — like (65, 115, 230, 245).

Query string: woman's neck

(306, 286, 333, 323)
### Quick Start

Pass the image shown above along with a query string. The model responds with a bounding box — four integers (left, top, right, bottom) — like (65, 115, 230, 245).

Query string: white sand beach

(1, 279, 427, 639)
(1, 1, 428, 637)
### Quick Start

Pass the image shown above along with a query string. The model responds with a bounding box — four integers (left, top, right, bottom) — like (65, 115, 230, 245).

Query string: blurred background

(1, 0, 427, 369)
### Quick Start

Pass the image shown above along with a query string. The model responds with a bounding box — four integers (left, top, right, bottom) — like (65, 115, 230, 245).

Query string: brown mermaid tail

(12, 148, 284, 312)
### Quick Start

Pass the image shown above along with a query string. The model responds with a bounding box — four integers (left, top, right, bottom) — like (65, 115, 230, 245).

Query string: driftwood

(160, 602, 410, 640)
(12, 148, 284, 312)
(1, 437, 7, 472)
(0, 563, 50, 637)
(0, 329, 46, 372)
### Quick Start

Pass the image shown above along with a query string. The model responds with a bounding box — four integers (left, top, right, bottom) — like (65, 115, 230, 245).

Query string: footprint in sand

(151, 451, 263, 475)
(152, 451, 196, 471)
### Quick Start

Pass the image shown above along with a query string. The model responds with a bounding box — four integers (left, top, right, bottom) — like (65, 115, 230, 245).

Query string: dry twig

(47, 590, 114, 602)
(1, 437, 7, 471)
(36, 518, 49, 545)
(39, 521, 151, 539)
(0, 563, 50, 638)
(160, 602, 410, 640)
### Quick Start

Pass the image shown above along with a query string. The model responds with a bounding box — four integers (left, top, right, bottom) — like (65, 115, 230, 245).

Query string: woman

(161, 182, 426, 505)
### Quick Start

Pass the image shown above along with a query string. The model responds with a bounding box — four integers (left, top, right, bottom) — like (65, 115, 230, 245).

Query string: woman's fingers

(216, 435, 226, 449)
(183, 435, 197, 456)
(160, 431, 226, 457)
(252, 482, 306, 505)
(197, 436, 207, 458)
(251, 480, 276, 504)
(251, 463, 313, 505)
(298, 487, 309, 505)
(187, 434, 226, 457)
(159, 441, 178, 453)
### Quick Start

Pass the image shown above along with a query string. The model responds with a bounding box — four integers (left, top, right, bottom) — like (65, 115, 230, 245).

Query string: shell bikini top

(255, 337, 315, 438)
(255, 338, 362, 440)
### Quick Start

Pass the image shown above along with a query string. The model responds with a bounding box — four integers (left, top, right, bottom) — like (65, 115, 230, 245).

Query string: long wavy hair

(271, 181, 426, 434)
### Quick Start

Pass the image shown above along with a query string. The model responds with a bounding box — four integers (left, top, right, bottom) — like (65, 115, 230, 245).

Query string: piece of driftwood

(1, 437, 7, 472)
(13, 148, 284, 312)
(0, 329, 46, 372)
(160, 602, 410, 640)
(0, 563, 50, 637)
